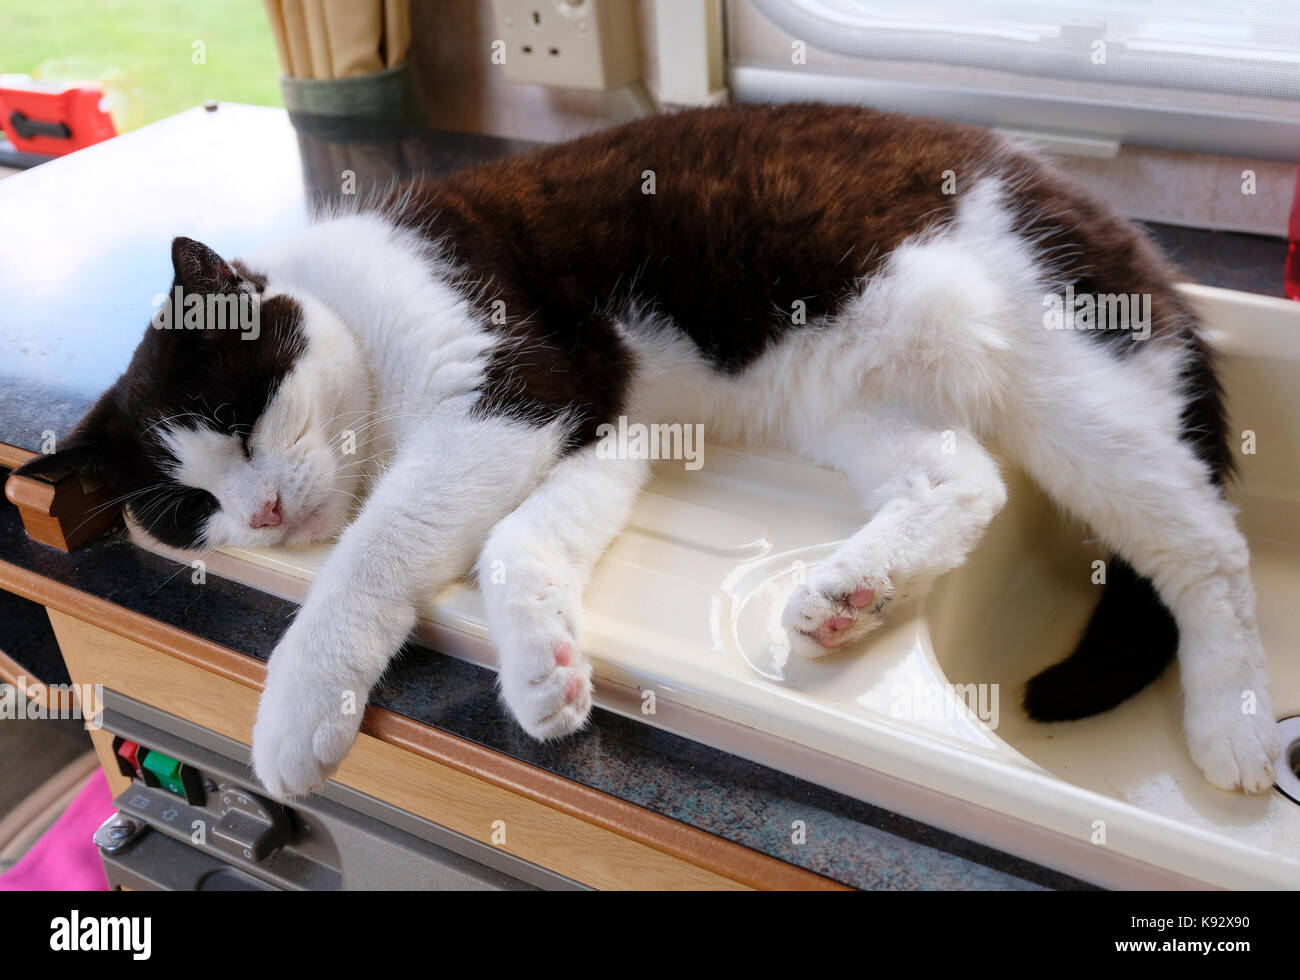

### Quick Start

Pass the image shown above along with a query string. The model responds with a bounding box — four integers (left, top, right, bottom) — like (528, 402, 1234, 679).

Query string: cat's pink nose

(250, 494, 283, 529)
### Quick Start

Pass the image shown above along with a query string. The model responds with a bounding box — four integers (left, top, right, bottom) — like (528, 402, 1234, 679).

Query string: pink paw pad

(563, 676, 581, 703)
(811, 625, 851, 648)
(554, 641, 572, 667)
(848, 589, 875, 608)
(826, 616, 853, 632)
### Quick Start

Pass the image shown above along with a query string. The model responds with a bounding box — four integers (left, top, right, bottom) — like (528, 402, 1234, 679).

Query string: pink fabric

(0, 768, 113, 891)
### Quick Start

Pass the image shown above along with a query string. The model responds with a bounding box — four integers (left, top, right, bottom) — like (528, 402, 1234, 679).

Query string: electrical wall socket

(492, 0, 641, 90)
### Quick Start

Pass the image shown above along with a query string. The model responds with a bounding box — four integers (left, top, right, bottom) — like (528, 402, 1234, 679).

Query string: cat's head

(14, 237, 371, 551)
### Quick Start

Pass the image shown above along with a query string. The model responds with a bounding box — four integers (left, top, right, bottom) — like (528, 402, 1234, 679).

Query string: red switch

(116, 739, 144, 778)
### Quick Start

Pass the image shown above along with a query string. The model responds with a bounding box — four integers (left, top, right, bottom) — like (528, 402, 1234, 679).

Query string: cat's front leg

(252, 418, 561, 799)
(252, 595, 377, 800)
(478, 448, 648, 739)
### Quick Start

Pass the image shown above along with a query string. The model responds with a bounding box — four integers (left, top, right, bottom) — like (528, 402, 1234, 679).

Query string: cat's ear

(11, 388, 128, 487)
(171, 236, 247, 295)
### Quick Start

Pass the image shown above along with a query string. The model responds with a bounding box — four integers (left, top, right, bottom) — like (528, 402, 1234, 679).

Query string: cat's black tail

(1023, 331, 1229, 722)
(1024, 557, 1178, 720)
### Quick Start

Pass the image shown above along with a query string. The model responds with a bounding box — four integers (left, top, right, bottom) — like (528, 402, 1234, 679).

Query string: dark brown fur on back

(385, 103, 1221, 476)
(387, 104, 997, 443)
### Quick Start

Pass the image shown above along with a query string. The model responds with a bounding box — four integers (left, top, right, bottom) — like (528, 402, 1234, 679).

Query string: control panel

(94, 693, 568, 890)
(106, 733, 341, 889)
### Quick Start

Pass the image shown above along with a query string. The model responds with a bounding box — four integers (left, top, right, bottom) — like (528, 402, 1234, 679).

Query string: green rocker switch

(140, 749, 204, 805)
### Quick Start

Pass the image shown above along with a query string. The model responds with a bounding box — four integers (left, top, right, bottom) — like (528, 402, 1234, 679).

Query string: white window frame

(731, 0, 1300, 162)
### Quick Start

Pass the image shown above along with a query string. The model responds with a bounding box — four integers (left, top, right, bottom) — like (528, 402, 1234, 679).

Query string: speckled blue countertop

(0, 105, 1286, 890)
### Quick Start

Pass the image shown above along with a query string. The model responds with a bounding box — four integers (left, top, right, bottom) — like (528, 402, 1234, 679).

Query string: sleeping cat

(17, 103, 1280, 799)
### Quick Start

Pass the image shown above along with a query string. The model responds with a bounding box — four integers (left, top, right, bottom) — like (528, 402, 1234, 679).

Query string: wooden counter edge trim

(0, 559, 267, 690)
(0, 443, 35, 470)
(0, 645, 77, 712)
(360, 707, 845, 890)
(0, 557, 846, 891)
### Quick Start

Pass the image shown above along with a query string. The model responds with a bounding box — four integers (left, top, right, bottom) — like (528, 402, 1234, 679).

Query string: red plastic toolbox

(0, 77, 116, 155)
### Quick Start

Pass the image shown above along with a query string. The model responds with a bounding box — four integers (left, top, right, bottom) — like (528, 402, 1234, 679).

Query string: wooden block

(4, 453, 122, 551)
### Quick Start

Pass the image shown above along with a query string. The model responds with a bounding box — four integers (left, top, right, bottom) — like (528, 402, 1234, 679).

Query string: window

(729, 0, 1300, 160)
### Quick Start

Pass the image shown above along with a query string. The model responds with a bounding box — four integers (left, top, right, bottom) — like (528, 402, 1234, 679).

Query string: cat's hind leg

(477, 448, 650, 739)
(1002, 341, 1279, 792)
(782, 415, 1007, 657)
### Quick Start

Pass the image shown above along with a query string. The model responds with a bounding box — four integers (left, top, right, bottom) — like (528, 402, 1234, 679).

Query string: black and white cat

(19, 104, 1279, 799)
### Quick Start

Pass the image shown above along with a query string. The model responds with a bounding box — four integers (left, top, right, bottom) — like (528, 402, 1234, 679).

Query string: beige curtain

(263, 0, 411, 80)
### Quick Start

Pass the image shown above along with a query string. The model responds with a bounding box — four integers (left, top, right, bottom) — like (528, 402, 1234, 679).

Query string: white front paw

(493, 577, 593, 740)
(251, 626, 365, 800)
(1185, 699, 1281, 794)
